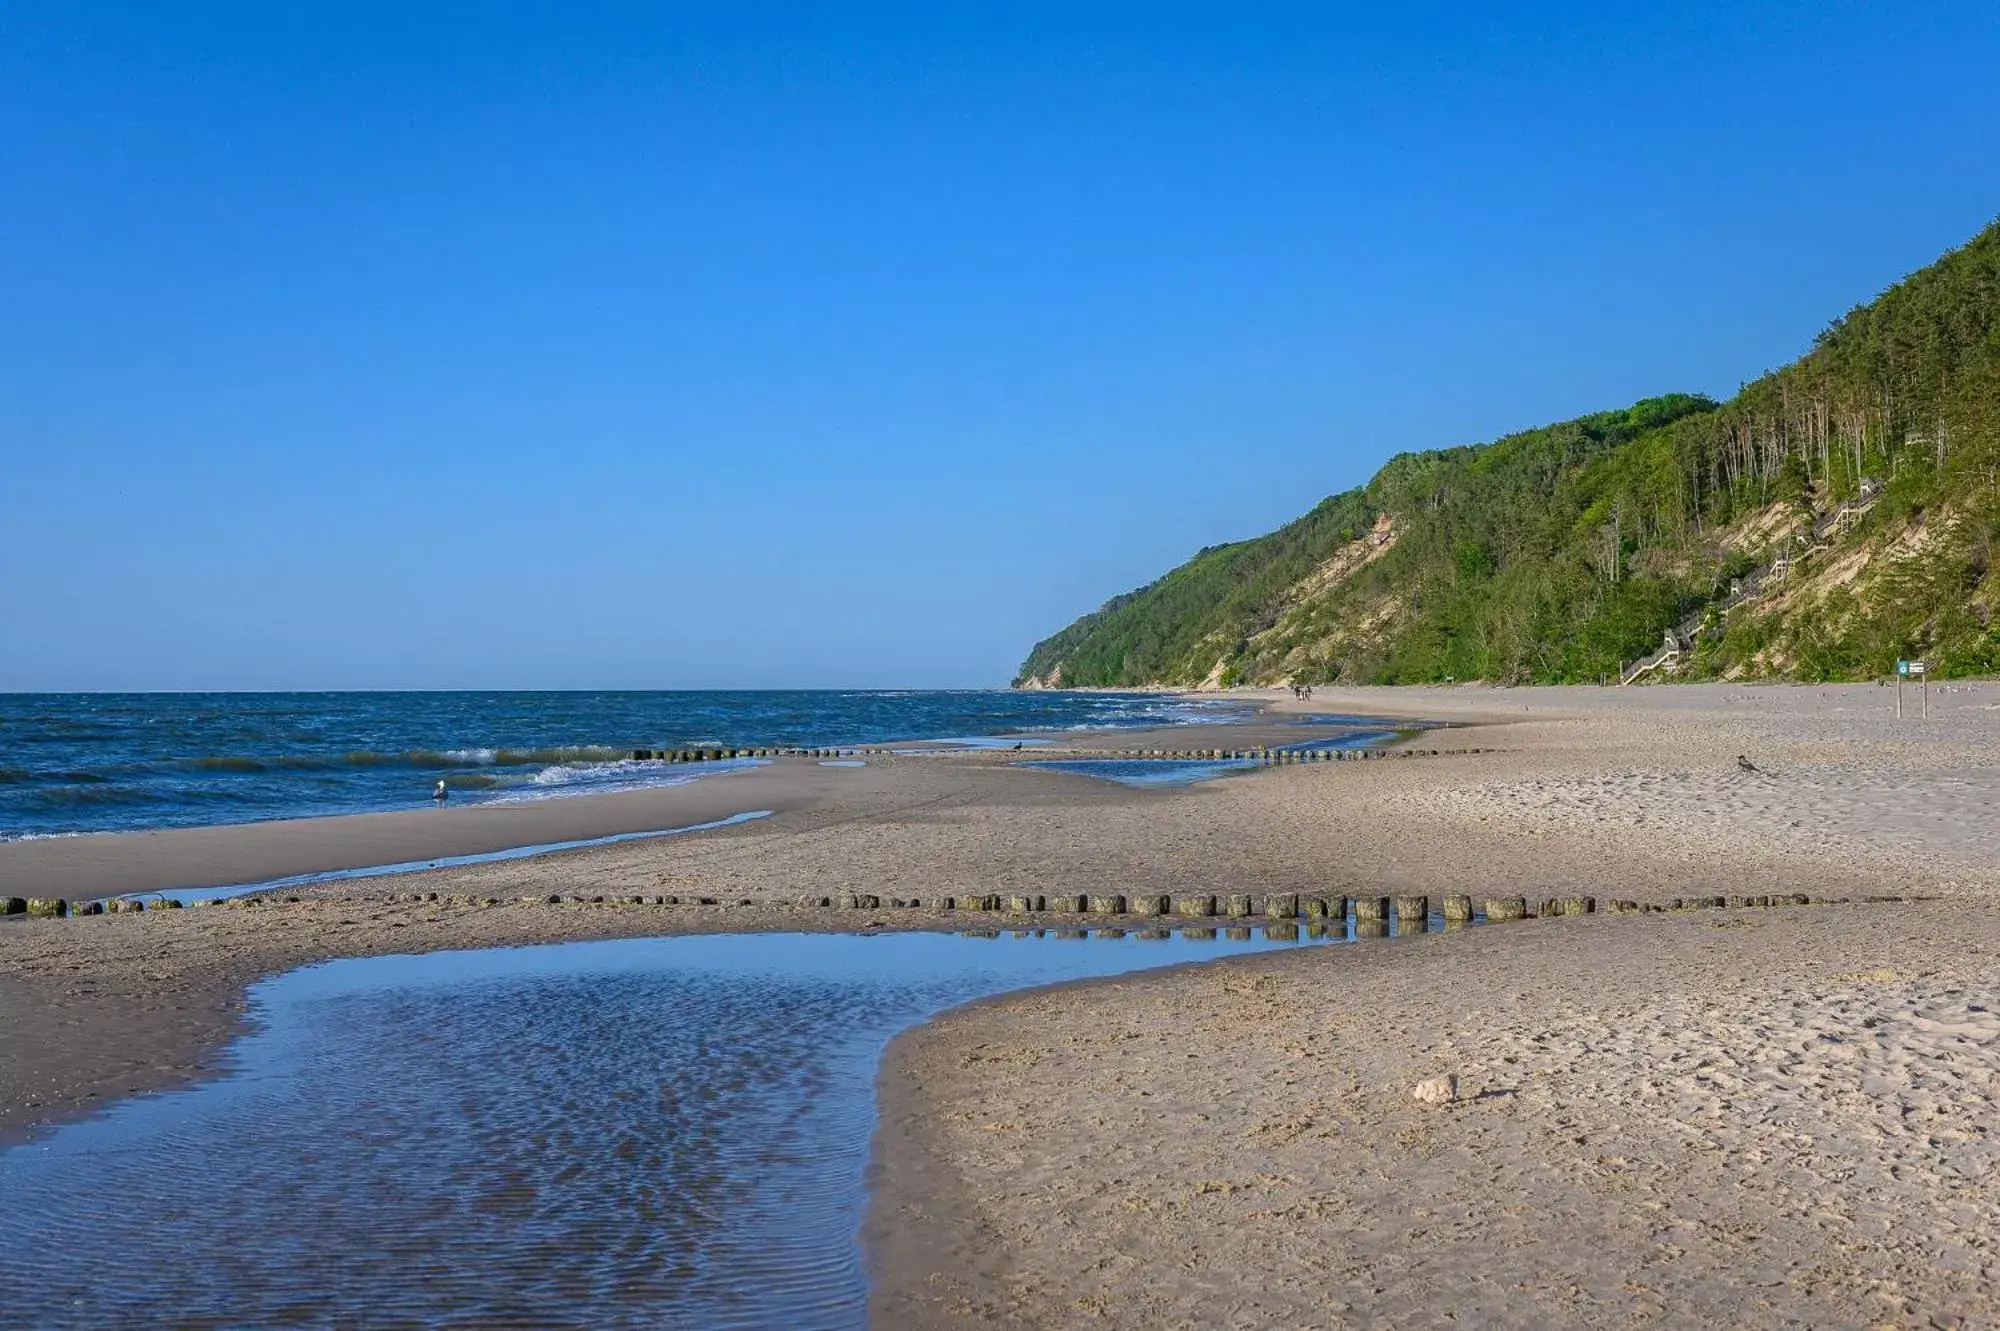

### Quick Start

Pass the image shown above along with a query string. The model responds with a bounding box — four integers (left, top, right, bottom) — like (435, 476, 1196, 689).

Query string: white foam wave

(440, 748, 500, 765)
(484, 758, 769, 805)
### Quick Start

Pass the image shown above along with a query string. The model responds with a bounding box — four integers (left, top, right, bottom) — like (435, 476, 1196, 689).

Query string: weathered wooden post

(1395, 896, 1429, 930)
(1177, 894, 1217, 918)
(1354, 896, 1390, 923)
(1224, 893, 1254, 918)
(1443, 895, 1474, 923)
(1266, 892, 1299, 919)
(1088, 893, 1125, 916)
(1484, 897, 1527, 921)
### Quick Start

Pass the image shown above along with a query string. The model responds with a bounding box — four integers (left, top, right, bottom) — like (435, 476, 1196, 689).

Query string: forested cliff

(1016, 219, 2000, 687)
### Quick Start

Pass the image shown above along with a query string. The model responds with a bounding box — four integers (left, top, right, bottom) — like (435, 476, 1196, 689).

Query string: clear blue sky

(5, 3, 1997, 690)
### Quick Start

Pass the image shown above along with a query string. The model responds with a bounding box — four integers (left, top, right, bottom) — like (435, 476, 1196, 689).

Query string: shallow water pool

(0, 928, 1324, 1328)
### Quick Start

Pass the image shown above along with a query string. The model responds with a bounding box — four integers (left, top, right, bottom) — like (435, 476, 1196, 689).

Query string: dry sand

(5, 682, 2000, 1326)
(871, 902, 1999, 1329)
(866, 682, 2000, 1328)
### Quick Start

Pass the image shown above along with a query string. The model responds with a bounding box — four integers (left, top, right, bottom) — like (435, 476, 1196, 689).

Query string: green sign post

(1895, 660, 1928, 718)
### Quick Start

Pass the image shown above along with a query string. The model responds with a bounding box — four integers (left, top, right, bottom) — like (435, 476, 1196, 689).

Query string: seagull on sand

(1736, 755, 1759, 773)
(433, 779, 449, 804)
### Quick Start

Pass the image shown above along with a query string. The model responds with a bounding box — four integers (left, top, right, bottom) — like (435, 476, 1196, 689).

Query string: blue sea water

(0, 691, 1247, 840)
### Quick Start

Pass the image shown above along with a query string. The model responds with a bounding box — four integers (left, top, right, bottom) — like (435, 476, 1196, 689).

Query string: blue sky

(4, 3, 1997, 690)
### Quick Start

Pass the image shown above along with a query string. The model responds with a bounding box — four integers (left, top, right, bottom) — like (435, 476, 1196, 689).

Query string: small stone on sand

(1412, 1074, 1458, 1105)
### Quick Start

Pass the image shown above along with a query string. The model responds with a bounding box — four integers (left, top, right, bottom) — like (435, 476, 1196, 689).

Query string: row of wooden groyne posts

(626, 744, 1494, 764)
(2, 886, 1854, 922)
(789, 889, 1832, 923)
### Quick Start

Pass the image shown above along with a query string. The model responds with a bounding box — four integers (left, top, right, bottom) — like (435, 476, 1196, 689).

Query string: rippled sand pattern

(876, 904, 2000, 1328)
(0, 931, 1309, 1328)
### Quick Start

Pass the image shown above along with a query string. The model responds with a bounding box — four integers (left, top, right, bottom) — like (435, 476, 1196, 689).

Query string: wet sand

(0, 713, 1378, 902)
(3, 721, 1385, 1146)
(0, 760, 837, 900)
(6, 683, 2000, 1324)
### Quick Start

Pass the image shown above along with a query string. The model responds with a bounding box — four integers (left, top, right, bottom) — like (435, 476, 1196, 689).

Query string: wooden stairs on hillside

(1617, 480, 1881, 685)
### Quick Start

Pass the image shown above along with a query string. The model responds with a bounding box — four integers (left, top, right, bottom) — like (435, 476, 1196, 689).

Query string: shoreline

(9, 682, 2000, 1322)
(0, 761, 828, 901)
(0, 687, 1262, 855)
(0, 694, 1348, 902)
(0, 703, 1402, 1146)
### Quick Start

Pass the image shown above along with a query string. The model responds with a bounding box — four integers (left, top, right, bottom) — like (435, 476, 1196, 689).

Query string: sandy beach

(6, 683, 2000, 1324)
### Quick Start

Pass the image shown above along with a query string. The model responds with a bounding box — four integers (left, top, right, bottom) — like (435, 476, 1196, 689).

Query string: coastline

(8, 683, 2000, 1322)
(0, 702, 1383, 1145)
(0, 761, 817, 901)
(0, 695, 1329, 902)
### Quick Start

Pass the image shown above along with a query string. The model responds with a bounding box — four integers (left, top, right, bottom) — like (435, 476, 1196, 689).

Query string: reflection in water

(0, 930, 1323, 1329)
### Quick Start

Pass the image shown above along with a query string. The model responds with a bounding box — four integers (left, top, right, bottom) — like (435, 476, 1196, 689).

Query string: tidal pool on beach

(0, 928, 1328, 1329)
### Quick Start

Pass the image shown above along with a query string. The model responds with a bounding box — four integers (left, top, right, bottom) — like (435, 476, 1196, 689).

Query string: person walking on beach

(433, 780, 449, 806)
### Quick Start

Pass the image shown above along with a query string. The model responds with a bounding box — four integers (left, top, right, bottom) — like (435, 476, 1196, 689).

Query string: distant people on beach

(1290, 683, 1314, 701)
(433, 780, 449, 805)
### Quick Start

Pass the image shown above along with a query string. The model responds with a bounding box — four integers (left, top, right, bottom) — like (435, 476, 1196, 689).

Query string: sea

(0, 690, 1249, 841)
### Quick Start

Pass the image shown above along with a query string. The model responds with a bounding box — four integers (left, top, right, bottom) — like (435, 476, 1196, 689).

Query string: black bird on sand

(1736, 755, 1759, 773)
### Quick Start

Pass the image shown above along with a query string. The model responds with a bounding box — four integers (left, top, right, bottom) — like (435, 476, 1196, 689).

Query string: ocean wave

(14, 784, 165, 807)
(482, 758, 767, 805)
(348, 746, 630, 769)
(1, 690, 1280, 838)
(194, 757, 278, 773)
(1025, 701, 1248, 731)
(183, 746, 633, 774)
(432, 772, 510, 790)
